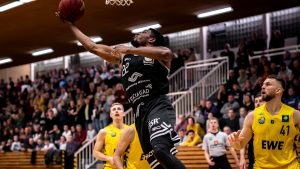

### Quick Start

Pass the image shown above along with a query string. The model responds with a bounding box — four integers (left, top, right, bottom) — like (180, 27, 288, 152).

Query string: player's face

(261, 78, 281, 102)
(110, 104, 124, 120)
(131, 30, 151, 47)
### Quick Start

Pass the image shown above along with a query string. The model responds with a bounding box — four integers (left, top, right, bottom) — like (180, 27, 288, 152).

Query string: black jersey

(121, 54, 169, 108)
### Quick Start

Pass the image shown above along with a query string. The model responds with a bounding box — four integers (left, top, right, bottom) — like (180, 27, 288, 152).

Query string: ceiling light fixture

(0, 0, 35, 12)
(0, 1, 23, 12)
(31, 48, 54, 56)
(0, 58, 13, 65)
(197, 6, 233, 18)
(131, 24, 162, 34)
(76, 36, 103, 46)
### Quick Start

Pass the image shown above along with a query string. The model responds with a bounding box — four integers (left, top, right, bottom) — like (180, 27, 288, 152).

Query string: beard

(262, 92, 276, 101)
(131, 40, 140, 48)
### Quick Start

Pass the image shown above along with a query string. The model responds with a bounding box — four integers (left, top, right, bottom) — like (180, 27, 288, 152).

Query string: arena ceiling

(0, 0, 299, 69)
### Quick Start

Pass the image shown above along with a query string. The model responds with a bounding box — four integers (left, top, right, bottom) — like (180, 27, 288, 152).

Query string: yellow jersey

(103, 124, 128, 169)
(123, 124, 151, 169)
(252, 103, 300, 169)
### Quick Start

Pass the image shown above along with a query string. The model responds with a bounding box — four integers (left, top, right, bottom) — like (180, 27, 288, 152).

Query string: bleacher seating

(0, 151, 61, 169)
(177, 144, 300, 169)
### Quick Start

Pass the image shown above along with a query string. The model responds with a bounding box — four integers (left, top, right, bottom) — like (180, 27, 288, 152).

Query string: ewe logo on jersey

(128, 72, 143, 82)
(262, 140, 284, 150)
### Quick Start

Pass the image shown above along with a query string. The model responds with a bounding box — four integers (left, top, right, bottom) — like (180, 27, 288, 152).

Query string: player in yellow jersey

(229, 75, 300, 169)
(93, 103, 128, 169)
(113, 124, 158, 169)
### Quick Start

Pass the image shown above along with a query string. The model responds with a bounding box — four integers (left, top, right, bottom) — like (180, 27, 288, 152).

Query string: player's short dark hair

(149, 28, 165, 46)
(267, 75, 286, 89)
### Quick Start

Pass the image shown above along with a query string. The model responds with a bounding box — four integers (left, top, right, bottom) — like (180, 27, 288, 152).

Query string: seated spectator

(223, 126, 232, 135)
(3, 139, 12, 152)
(74, 124, 86, 146)
(242, 94, 255, 112)
(0, 141, 5, 153)
(192, 105, 205, 127)
(220, 94, 240, 119)
(239, 107, 247, 129)
(11, 135, 21, 152)
(49, 124, 61, 144)
(24, 137, 36, 152)
(178, 129, 187, 144)
(203, 100, 219, 119)
(237, 69, 247, 89)
(284, 87, 300, 109)
(32, 124, 42, 142)
(230, 83, 243, 105)
(221, 109, 239, 132)
(180, 130, 201, 147)
(205, 112, 214, 133)
(62, 125, 72, 139)
(42, 139, 57, 165)
(187, 117, 204, 138)
(278, 62, 292, 81)
(36, 138, 44, 151)
(175, 114, 187, 134)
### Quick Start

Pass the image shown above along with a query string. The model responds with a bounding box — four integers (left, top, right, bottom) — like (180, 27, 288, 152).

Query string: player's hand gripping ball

(58, 0, 85, 23)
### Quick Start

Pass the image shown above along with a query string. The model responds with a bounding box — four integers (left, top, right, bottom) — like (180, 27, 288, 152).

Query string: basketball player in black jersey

(61, 21, 186, 169)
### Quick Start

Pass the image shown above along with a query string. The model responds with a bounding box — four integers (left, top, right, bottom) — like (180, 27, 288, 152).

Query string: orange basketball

(58, 0, 85, 23)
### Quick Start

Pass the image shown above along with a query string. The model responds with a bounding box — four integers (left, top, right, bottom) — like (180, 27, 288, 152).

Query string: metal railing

(250, 44, 300, 60)
(74, 137, 97, 169)
(189, 59, 228, 107)
(168, 57, 228, 93)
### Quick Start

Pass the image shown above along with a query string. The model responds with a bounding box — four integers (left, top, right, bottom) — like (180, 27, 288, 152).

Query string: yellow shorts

(254, 159, 300, 169)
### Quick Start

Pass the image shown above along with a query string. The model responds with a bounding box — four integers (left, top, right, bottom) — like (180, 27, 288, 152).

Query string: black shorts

(134, 95, 180, 169)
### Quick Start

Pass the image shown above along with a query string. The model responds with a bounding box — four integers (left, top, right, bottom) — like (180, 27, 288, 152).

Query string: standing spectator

(269, 30, 284, 64)
(65, 135, 79, 169)
(220, 44, 235, 69)
(83, 123, 96, 144)
(217, 84, 227, 109)
(175, 114, 187, 134)
(203, 118, 239, 169)
(248, 32, 266, 54)
(236, 38, 250, 69)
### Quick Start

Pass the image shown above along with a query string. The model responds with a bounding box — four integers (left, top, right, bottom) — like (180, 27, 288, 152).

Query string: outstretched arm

(67, 23, 121, 64)
(93, 129, 114, 165)
(113, 127, 135, 169)
(114, 46, 172, 68)
(228, 111, 254, 150)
